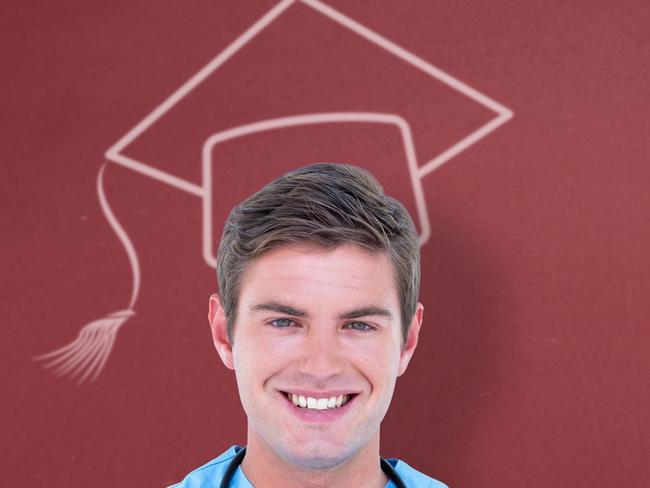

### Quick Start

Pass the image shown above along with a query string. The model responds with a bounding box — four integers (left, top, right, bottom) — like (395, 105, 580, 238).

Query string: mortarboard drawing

(35, 0, 513, 383)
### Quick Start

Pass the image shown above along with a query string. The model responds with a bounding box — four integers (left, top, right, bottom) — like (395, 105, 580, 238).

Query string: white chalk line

(201, 112, 431, 268)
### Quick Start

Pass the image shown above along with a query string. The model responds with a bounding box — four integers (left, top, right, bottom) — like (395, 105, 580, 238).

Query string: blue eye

(345, 321, 373, 331)
(271, 318, 294, 328)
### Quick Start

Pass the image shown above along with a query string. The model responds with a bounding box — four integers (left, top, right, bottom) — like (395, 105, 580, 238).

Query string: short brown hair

(216, 163, 420, 343)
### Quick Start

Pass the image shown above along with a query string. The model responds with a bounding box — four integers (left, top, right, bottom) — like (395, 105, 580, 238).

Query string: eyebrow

(339, 306, 393, 320)
(250, 302, 392, 320)
(250, 302, 306, 317)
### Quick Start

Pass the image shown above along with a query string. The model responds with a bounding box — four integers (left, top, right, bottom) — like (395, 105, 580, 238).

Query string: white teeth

(288, 393, 351, 410)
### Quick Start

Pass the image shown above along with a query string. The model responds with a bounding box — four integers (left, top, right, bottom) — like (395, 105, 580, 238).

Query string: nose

(296, 326, 345, 382)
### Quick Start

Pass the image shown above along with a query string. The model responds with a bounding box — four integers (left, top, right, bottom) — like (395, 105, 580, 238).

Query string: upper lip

(280, 389, 359, 397)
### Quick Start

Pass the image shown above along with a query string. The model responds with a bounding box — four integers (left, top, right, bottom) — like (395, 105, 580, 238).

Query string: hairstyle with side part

(216, 162, 420, 343)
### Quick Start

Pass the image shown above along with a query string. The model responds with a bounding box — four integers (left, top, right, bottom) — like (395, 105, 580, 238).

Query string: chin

(276, 441, 357, 471)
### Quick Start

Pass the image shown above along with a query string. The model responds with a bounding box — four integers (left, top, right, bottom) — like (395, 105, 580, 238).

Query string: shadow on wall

(383, 199, 507, 484)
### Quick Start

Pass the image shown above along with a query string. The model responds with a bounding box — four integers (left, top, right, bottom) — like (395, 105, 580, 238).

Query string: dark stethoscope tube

(219, 447, 408, 488)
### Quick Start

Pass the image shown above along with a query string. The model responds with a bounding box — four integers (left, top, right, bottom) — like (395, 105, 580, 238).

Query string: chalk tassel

(35, 163, 141, 383)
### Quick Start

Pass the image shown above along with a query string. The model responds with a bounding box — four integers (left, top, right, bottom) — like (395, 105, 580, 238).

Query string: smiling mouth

(282, 392, 355, 410)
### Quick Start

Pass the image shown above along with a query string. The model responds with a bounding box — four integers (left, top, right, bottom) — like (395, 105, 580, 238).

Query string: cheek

(232, 342, 259, 399)
(347, 339, 402, 382)
(232, 336, 288, 385)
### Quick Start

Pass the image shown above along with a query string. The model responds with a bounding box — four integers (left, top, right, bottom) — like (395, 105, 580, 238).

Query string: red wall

(3, 1, 649, 486)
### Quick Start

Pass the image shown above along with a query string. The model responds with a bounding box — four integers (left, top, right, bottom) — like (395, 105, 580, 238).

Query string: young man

(172, 163, 447, 487)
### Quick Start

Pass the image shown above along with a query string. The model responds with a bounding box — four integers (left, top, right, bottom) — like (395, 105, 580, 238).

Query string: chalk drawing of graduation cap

(36, 0, 513, 383)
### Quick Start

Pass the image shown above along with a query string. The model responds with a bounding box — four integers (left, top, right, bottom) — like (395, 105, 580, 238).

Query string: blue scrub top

(170, 446, 447, 487)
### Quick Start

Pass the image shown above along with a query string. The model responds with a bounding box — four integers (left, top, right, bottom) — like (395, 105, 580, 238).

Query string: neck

(241, 428, 387, 488)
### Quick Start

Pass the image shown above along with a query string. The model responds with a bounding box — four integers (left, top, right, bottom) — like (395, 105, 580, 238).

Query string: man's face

(209, 244, 422, 469)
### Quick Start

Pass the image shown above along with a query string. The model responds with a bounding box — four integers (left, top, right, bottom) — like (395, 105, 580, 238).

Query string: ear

(208, 294, 234, 370)
(397, 303, 423, 376)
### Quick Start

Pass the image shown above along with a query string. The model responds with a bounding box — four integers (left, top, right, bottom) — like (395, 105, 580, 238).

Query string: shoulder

(390, 457, 449, 488)
(168, 446, 241, 488)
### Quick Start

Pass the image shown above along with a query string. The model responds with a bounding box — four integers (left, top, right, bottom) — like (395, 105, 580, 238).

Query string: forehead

(238, 244, 399, 311)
